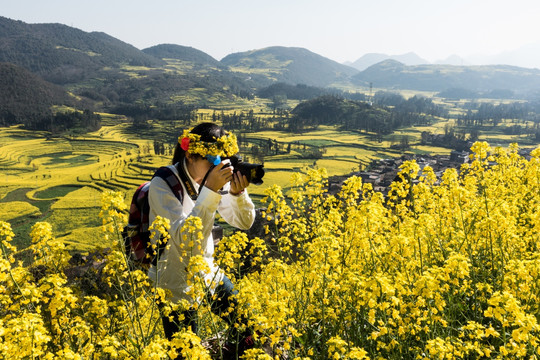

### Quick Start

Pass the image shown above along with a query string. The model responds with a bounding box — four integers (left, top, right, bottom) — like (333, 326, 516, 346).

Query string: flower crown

(179, 128, 239, 161)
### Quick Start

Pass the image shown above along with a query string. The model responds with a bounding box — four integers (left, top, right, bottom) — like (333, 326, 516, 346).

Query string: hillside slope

(352, 60, 540, 93)
(0, 16, 164, 84)
(350, 52, 429, 71)
(221, 46, 358, 87)
(0, 62, 73, 126)
(142, 44, 223, 68)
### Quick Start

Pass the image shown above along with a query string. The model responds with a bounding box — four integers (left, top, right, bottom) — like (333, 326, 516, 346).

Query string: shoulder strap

(127, 181, 150, 226)
(153, 166, 184, 203)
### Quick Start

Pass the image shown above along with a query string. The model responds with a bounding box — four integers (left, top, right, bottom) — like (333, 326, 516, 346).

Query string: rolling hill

(0, 62, 74, 126)
(142, 44, 223, 69)
(3, 15, 540, 118)
(0, 16, 164, 84)
(352, 59, 540, 93)
(221, 46, 359, 87)
(349, 52, 429, 71)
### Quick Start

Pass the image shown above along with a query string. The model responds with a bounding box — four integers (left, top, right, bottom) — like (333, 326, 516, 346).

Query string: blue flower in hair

(206, 154, 221, 166)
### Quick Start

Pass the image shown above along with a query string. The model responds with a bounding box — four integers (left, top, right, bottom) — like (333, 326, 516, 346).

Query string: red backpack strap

(124, 181, 152, 263)
(128, 181, 150, 225)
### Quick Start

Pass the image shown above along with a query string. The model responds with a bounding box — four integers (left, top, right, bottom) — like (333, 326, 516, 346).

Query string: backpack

(122, 166, 184, 265)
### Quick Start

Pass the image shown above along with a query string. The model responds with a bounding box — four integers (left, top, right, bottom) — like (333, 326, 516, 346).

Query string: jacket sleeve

(217, 188, 256, 230)
(148, 176, 221, 254)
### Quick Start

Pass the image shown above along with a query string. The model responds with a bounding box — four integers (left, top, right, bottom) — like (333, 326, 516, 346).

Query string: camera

(227, 155, 265, 185)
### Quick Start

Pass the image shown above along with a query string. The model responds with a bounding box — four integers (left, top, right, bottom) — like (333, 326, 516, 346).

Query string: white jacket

(147, 161, 256, 303)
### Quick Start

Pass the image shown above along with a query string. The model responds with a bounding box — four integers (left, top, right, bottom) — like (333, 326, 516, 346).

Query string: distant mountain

(349, 52, 429, 71)
(3, 14, 540, 121)
(350, 53, 389, 71)
(0, 17, 256, 109)
(220, 46, 358, 87)
(0, 62, 73, 126)
(142, 44, 223, 68)
(466, 42, 540, 69)
(0, 16, 164, 84)
(352, 60, 540, 93)
(434, 55, 470, 66)
(392, 52, 429, 66)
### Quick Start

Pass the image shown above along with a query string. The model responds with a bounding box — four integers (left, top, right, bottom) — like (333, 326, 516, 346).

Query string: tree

(400, 135, 410, 150)
(271, 95, 288, 111)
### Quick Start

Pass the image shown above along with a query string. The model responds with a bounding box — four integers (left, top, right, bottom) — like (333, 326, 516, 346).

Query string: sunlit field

(0, 201, 41, 221)
(2, 105, 538, 253)
(0, 124, 154, 250)
(2, 143, 540, 359)
(4, 116, 423, 251)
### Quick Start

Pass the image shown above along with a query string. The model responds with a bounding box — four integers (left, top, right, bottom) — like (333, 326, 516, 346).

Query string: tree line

(202, 94, 448, 139)
(457, 101, 540, 127)
(109, 103, 198, 129)
(289, 94, 445, 135)
(25, 110, 102, 134)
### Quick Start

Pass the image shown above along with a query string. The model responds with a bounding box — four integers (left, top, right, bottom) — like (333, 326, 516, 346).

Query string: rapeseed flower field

(1, 141, 540, 359)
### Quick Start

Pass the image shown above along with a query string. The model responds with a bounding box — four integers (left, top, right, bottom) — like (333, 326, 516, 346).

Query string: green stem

(1, 241, 37, 312)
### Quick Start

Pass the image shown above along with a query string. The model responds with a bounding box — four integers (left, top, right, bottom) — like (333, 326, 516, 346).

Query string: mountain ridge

(0, 62, 74, 126)
(0, 16, 164, 84)
(221, 46, 358, 87)
(142, 44, 224, 68)
(1, 15, 540, 112)
(353, 60, 540, 93)
(349, 52, 429, 71)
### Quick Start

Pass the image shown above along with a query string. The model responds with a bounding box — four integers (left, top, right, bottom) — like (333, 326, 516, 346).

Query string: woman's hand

(230, 171, 249, 195)
(205, 162, 233, 192)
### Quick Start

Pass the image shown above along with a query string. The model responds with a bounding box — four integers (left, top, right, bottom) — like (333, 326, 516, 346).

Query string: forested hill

(352, 59, 540, 92)
(3, 14, 540, 132)
(221, 46, 359, 87)
(142, 44, 224, 69)
(0, 16, 164, 84)
(0, 62, 73, 126)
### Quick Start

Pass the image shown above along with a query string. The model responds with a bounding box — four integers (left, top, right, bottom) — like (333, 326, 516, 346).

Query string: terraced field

(1, 118, 458, 252)
(0, 124, 161, 250)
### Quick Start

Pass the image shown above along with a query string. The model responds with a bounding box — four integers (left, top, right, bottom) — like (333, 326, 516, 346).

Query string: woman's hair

(172, 122, 227, 165)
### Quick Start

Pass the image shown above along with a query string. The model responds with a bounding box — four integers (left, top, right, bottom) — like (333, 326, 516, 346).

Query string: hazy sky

(2, 0, 539, 63)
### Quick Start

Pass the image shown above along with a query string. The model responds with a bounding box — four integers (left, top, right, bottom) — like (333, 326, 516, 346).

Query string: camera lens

(229, 155, 265, 185)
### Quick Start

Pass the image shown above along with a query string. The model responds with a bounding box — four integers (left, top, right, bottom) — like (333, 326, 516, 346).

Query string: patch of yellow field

(315, 160, 360, 175)
(263, 158, 315, 170)
(58, 226, 113, 251)
(0, 201, 41, 221)
(51, 187, 102, 209)
(413, 145, 452, 155)
(46, 207, 102, 237)
(247, 170, 293, 198)
(325, 146, 372, 158)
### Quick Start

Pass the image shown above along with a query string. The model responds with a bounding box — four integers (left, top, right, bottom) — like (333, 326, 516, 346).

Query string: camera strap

(176, 162, 230, 200)
(175, 162, 199, 201)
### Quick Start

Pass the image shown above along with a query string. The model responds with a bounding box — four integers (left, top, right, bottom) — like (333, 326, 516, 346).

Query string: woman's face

(186, 154, 212, 184)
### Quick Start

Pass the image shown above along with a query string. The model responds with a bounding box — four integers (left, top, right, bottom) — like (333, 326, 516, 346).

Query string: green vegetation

(221, 46, 359, 87)
(0, 63, 74, 127)
(34, 185, 83, 199)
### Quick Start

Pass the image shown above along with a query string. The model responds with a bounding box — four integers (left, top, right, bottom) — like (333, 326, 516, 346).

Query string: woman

(147, 122, 256, 357)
